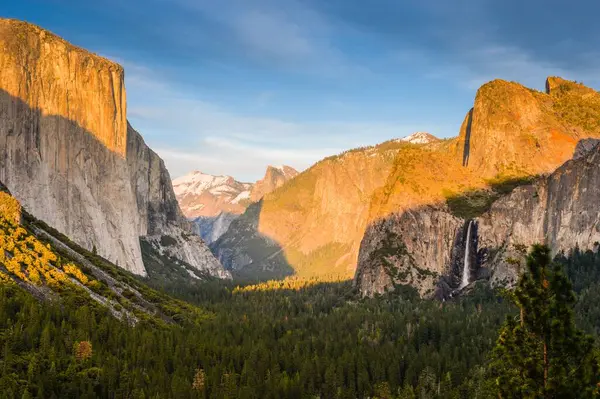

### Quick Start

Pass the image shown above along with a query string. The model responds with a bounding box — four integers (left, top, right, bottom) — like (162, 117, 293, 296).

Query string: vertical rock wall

(0, 19, 228, 278)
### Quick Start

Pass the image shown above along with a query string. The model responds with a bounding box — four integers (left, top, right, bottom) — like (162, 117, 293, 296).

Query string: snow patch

(399, 132, 438, 145)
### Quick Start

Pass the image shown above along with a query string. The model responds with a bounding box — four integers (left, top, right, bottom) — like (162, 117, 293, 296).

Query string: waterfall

(460, 220, 473, 289)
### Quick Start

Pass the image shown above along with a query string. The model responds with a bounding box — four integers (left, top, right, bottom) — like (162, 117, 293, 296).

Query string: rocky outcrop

(126, 124, 228, 277)
(355, 206, 463, 297)
(0, 18, 228, 278)
(573, 138, 600, 159)
(250, 165, 299, 202)
(453, 78, 600, 177)
(477, 142, 600, 286)
(355, 140, 600, 297)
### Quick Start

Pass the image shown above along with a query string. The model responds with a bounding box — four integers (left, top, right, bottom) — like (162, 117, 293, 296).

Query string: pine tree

(488, 244, 600, 398)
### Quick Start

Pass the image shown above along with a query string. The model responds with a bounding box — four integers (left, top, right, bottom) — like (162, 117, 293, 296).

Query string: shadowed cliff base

(191, 211, 240, 244)
(210, 200, 355, 282)
(210, 201, 295, 282)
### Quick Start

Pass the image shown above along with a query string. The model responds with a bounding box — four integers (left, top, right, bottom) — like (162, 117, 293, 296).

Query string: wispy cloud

(123, 62, 435, 180)
(156, 0, 371, 78)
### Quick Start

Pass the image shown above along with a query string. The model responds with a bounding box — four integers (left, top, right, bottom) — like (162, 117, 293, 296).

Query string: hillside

(213, 78, 600, 282)
(355, 78, 600, 297)
(212, 137, 427, 280)
(0, 183, 206, 325)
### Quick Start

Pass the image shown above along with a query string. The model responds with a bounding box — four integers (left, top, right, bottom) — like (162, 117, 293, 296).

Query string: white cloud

(122, 61, 438, 181)
(162, 0, 371, 78)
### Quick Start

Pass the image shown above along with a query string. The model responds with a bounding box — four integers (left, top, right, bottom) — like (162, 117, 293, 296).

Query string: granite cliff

(356, 140, 600, 297)
(213, 78, 600, 284)
(212, 138, 424, 279)
(249, 165, 299, 202)
(0, 18, 228, 278)
(355, 78, 600, 296)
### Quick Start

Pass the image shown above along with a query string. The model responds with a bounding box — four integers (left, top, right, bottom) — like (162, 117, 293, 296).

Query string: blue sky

(5, 0, 600, 181)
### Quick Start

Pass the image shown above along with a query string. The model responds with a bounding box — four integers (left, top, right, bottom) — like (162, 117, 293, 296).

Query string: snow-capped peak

(172, 171, 249, 198)
(173, 166, 298, 218)
(399, 132, 439, 145)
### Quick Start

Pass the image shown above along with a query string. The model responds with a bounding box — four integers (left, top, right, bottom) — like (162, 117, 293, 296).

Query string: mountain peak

(265, 165, 299, 178)
(250, 165, 299, 202)
(172, 171, 252, 218)
(400, 132, 439, 144)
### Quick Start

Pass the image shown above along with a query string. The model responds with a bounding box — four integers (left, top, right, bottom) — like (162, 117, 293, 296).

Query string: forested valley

(1, 247, 600, 398)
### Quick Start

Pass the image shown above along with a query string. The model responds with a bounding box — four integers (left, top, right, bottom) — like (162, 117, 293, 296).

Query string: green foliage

(285, 242, 351, 279)
(5, 214, 600, 398)
(445, 176, 536, 219)
(0, 275, 514, 398)
(487, 245, 600, 398)
(551, 82, 600, 132)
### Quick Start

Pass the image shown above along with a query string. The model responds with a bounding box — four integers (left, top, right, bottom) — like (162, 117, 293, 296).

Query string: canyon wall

(0, 18, 227, 278)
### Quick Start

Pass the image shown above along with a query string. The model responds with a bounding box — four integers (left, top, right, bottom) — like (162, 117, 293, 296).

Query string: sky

(5, 0, 600, 181)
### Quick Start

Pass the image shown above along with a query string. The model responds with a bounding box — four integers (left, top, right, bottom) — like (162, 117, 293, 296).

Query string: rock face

(0, 18, 228, 278)
(126, 124, 228, 278)
(573, 138, 600, 159)
(174, 166, 298, 244)
(355, 140, 600, 297)
(191, 213, 239, 244)
(355, 206, 463, 297)
(249, 165, 299, 202)
(212, 141, 414, 279)
(354, 77, 600, 296)
(477, 143, 600, 286)
(453, 78, 600, 177)
(210, 201, 293, 280)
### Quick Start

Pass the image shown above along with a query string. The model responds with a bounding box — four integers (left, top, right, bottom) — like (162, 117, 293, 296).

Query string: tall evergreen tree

(488, 244, 600, 398)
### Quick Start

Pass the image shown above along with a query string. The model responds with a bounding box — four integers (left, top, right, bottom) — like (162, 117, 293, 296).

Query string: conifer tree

(488, 244, 600, 398)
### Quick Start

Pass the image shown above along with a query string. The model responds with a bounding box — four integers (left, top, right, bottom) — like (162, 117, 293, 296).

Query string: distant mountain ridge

(173, 171, 253, 218)
(173, 165, 299, 243)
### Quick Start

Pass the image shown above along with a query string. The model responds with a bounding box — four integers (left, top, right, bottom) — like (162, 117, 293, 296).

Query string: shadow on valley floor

(210, 200, 295, 282)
